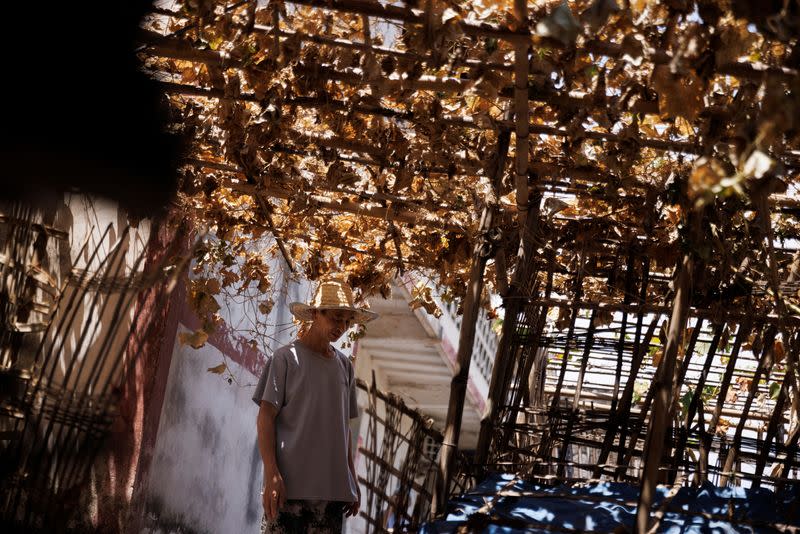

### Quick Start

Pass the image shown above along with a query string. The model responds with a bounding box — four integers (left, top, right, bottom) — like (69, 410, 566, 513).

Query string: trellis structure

(0, 204, 189, 531)
(139, 0, 800, 531)
(355, 376, 472, 533)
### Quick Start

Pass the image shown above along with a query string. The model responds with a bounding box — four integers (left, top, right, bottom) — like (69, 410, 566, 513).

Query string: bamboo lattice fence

(355, 377, 471, 533)
(0, 204, 188, 532)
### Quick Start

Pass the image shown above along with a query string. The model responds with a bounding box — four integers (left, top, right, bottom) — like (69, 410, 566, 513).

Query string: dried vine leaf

(652, 66, 705, 120)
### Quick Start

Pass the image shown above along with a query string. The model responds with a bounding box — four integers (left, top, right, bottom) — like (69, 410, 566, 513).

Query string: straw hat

(289, 276, 379, 324)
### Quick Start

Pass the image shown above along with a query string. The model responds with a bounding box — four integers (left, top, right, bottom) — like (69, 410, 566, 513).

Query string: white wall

(144, 327, 264, 534)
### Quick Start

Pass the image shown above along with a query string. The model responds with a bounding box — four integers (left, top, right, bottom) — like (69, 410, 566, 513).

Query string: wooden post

(433, 207, 493, 516)
(474, 0, 532, 471)
(432, 104, 511, 517)
(513, 0, 529, 230)
(634, 226, 695, 533)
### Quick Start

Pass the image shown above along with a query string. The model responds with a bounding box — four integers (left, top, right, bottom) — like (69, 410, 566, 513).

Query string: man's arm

(257, 401, 285, 520)
(344, 429, 361, 517)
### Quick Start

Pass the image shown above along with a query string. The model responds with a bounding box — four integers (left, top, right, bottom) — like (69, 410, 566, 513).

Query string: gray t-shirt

(253, 340, 359, 501)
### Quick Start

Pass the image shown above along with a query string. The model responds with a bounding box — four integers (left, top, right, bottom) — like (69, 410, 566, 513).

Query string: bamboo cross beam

(518, 296, 800, 327)
(154, 73, 718, 161)
(152, 71, 800, 169)
(187, 159, 465, 232)
(148, 4, 799, 83)
(141, 30, 658, 120)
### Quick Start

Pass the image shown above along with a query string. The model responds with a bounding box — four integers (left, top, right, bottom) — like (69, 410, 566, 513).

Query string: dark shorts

(261, 500, 345, 534)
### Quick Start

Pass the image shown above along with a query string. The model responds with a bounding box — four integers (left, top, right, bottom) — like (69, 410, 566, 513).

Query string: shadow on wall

(141, 496, 206, 534)
(246, 440, 262, 525)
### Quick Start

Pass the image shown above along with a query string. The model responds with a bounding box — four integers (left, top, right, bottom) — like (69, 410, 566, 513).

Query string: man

(253, 276, 378, 533)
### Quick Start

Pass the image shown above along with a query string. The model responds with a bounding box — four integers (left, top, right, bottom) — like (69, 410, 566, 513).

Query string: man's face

(314, 309, 356, 341)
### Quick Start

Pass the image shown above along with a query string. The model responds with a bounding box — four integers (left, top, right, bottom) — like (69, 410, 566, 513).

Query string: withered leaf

(207, 362, 227, 374)
(179, 329, 209, 349)
(652, 66, 705, 120)
(535, 2, 580, 46)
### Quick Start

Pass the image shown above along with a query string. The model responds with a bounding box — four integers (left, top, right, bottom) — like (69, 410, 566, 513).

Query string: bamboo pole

(557, 310, 598, 478)
(473, 0, 538, 469)
(611, 249, 638, 414)
(432, 105, 511, 516)
(718, 326, 777, 487)
(592, 317, 658, 479)
(513, 0, 529, 229)
(750, 336, 796, 489)
(634, 219, 696, 533)
(695, 319, 751, 484)
(474, 205, 541, 468)
(613, 256, 652, 479)
(433, 205, 493, 516)
(546, 252, 587, 414)
(669, 323, 723, 482)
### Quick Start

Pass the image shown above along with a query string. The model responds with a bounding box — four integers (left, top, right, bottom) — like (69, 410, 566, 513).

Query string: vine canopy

(138, 0, 800, 334)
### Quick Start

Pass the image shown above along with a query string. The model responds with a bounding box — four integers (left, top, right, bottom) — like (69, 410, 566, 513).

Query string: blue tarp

(419, 474, 800, 533)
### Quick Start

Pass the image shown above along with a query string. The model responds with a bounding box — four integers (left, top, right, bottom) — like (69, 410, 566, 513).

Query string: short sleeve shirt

(253, 341, 359, 501)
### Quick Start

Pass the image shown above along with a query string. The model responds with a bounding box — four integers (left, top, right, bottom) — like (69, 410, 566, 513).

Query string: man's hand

(262, 468, 286, 521)
(344, 486, 361, 517)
